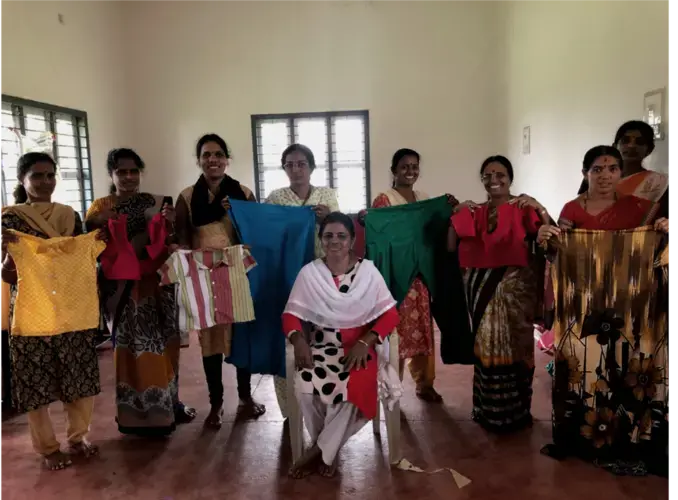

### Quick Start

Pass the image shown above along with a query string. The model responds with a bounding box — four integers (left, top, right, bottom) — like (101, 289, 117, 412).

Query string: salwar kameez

(2, 206, 101, 455)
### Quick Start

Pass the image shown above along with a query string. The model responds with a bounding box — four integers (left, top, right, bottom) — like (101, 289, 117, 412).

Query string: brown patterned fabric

(547, 227, 668, 476)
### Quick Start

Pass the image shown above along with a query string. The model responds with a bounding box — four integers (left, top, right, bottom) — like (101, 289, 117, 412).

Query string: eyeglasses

(284, 161, 309, 169)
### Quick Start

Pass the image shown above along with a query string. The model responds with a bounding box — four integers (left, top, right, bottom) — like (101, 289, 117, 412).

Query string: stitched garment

(100, 213, 168, 280)
(452, 203, 541, 269)
(546, 228, 668, 476)
(7, 230, 105, 336)
(159, 245, 257, 332)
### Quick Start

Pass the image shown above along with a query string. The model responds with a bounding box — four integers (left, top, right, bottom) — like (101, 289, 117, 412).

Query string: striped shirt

(159, 245, 257, 332)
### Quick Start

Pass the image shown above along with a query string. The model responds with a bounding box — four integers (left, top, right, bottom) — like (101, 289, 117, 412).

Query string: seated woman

(283, 212, 399, 478)
(448, 155, 551, 433)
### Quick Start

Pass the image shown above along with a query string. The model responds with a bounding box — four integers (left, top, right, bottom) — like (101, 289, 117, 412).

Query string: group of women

(0, 120, 668, 479)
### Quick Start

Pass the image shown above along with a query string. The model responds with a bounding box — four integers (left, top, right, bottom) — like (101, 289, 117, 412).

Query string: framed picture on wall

(643, 88, 665, 140)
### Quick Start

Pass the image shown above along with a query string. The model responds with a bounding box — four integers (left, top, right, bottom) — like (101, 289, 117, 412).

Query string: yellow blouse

(7, 230, 105, 336)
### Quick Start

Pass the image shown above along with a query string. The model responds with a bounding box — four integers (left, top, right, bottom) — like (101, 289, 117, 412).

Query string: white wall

(121, 1, 502, 202)
(501, 1, 669, 217)
(2, 1, 130, 198)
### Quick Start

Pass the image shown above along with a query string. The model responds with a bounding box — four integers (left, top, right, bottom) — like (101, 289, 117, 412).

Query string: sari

(2, 203, 100, 414)
(86, 193, 178, 436)
(544, 228, 667, 476)
(617, 170, 668, 219)
(454, 203, 542, 432)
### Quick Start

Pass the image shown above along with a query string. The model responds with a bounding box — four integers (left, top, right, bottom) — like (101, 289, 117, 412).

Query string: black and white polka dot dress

(295, 261, 361, 406)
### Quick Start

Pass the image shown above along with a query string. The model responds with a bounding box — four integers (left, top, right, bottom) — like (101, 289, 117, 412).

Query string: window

(251, 110, 371, 213)
(1, 95, 93, 217)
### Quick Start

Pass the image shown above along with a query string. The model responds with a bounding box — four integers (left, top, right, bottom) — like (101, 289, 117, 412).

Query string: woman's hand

(509, 194, 543, 210)
(558, 218, 573, 231)
(537, 224, 561, 245)
(453, 200, 480, 214)
(445, 194, 460, 207)
(221, 197, 231, 211)
(312, 204, 331, 222)
(342, 340, 371, 371)
(654, 217, 669, 233)
(291, 334, 313, 370)
(92, 209, 117, 228)
(1, 230, 18, 255)
(95, 228, 109, 242)
(161, 203, 176, 224)
(357, 209, 368, 227)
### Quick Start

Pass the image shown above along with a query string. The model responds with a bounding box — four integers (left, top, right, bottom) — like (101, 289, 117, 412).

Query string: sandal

(43, 451, 72, 471)
(68, 440, 99, 459)
(175, 404, 197, 424)
(204, 407, 224, 429)
(416, 387, 443, 403)
(237, 399, 266, 420)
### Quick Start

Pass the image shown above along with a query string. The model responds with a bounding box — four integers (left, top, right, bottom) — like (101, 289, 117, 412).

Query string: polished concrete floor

(1, 340, 668, 500)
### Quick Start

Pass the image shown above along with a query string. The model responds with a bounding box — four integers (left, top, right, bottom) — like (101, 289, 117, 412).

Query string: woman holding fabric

(369, 149, 456, 403)
(538, 145, 668, 475)
(86, 148, 193, 436)
(284, 212, 399, 478)
(1, 152, 101, 469)
(448, 155, 550, 432)
(174, 133, 265, 428)
(265, 143, 340, 418)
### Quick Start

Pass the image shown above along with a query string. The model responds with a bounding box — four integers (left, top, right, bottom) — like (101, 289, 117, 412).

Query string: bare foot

(204, 406, 224, 429)
(44, 451, 73, 470)
(237, 398, 266, 420)
(288, 445, 321, 479)
(68, 440, 99, 458)
(318, 459, 338, 478)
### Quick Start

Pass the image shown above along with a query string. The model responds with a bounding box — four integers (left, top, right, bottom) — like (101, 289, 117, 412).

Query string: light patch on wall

(522, 126, 530, 155)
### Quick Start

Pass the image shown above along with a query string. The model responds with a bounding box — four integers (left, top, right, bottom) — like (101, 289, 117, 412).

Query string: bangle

(358, 339, 370, 348)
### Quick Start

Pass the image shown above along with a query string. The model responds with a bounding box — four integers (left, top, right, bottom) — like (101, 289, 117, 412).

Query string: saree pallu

(88, 194, 179, 436)
(546, 228, 667, 476)
(465, 265, 536, 432)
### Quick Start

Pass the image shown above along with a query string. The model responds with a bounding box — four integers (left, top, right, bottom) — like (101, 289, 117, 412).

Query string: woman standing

(538, 145, 668, 475)
(2, 152, 100, 469)
(448, 155, 550, 432)
(370, 149, 442, 403)
(86, 148, 193, 436)
(265, 143, 339, 417)
(174, 133, 265, 428)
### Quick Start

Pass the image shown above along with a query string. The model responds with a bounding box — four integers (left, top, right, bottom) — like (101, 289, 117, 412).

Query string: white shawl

(284, 258, 396, 329)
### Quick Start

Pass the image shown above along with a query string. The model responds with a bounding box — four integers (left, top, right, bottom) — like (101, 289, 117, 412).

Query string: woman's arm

(447, 224, 459, 252)
(174, 195, 193, 248)
(366, 306, 399, 343)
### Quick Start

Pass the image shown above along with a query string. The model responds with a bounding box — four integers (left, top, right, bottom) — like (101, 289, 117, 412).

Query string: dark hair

(613, 120, 655, 154)
(107, 148, 145, 194)
(13, 152, 57, 204)
(318, 211, 355, 240)
(390, 148, 420, 187)
(281, 143, 316, 170)
(196, 134, 231, 159)
(582, 145, 624, 174)
(480, 155, 514, 182)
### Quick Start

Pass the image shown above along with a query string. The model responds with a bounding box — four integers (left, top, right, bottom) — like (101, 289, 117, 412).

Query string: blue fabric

(226, 200, 316, 377)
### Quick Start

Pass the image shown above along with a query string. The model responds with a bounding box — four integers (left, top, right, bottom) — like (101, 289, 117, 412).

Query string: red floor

(1, 341, 668, 500)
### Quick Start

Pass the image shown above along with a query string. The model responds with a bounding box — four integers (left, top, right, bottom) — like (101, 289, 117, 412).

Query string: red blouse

(282, 306, 399, 420)
(100, 213, 168, 280)
(452, 203, 541, 269)
(558, 195, 657, 230)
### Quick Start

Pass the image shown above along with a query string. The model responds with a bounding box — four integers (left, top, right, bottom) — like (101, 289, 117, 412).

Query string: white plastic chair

(286, 333, 401, 465)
